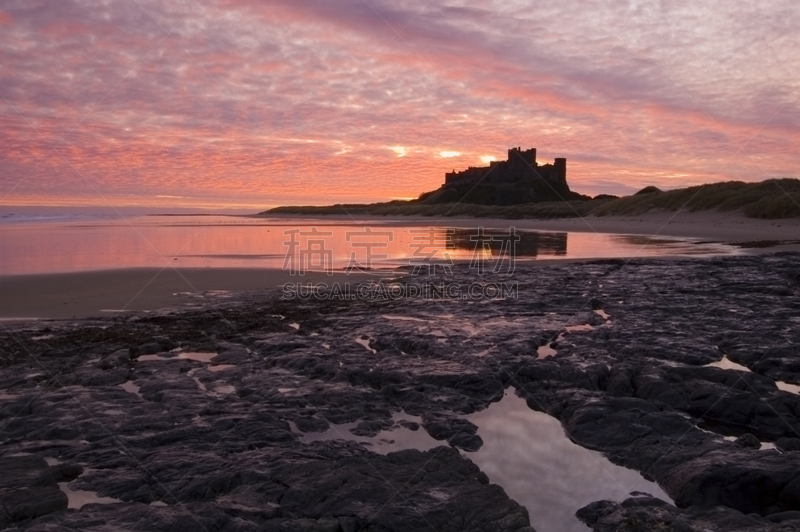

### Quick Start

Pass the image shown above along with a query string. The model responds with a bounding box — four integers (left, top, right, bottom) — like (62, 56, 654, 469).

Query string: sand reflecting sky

(0, 215, 737, 274)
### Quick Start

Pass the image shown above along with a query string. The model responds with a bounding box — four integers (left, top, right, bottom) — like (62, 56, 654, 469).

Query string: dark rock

(779, 477, 800, 511)
(44, 463, 84, 483)
(767, 510, 800, 523)
(421, 414, 483, 450)
(396, 419, 420, 431)
(295, 415, 330, 433)
(666, 452, 800, 514)
(448, 431, 484, 452)
(213, 343, 253, 364)
(606, 364, 636, 397)
(777, 438, 800, 452)
(735, 433, 762, 449)
(0, 486, 68, 525)
(4, 253, 800, 531)
(0, 455, 51, 490)
(578, 495, 784, 531)
(135, 342, 163, 355)
(634, 375, 690, 410)
(99, 348, 131, 369)
(0, 455, 75, 526)
(564, 399, 659, 450)
(349, 418, 392, 437)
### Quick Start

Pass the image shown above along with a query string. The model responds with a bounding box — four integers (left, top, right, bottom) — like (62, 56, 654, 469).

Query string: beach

(454, 211, 800, 244)
(2, 252, 799, 531)
(1, 210, 798, 531)
(260, 210, 800, 244)
(2, 210, 800, 531)
(7, 2, 799, 529)
(0, 268, 366, 319)
(2, 210, 798, 319)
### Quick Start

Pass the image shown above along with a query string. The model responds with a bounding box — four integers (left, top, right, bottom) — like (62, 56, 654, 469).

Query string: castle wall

(443, 147, 566, 187)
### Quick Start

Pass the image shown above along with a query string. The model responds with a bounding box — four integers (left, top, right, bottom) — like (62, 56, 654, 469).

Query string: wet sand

(0, 268, 370, 319)
(3, 253, 799, 531)
(264, 210, 800, 244)
(3, 210, 798, 319)
(473, 211, 800, 244)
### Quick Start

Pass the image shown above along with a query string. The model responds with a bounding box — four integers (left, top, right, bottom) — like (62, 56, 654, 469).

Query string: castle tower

(507, 147, 537, 166)
(554, 158, 566, 182)
(522, 148, 537, 166)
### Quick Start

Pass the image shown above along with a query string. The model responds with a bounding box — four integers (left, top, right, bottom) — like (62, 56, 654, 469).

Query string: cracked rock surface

(1, 253, 799, 531)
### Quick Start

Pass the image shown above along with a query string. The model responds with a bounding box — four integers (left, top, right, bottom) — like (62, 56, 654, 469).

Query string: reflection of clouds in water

(612, 234, 735, 255)
(777, 381, 800, 394)
(59, 482, 122, 509)
(292, 387, 672, 530)
(299, 412, 441, 455)
(451, 229, 738, 260)
(469, 389, 671, 532)
(615, 234, 689, 246)
(0, 217, 741, 275)
(705, 355, 751, 372)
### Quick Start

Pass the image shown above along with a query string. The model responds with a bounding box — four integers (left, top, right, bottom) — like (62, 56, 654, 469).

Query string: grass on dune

(265, 178, 800, 220)
(591, 178, 800, 219)
(266, 199, 602, 219)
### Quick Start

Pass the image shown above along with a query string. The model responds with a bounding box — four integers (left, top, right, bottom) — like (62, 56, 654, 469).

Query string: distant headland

(264, 146, 800, 219)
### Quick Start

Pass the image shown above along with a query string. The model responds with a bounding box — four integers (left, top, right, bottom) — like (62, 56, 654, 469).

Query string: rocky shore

(1, 253, 800, 531)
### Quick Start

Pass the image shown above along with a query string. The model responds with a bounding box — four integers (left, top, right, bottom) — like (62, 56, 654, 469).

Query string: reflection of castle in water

(449, 229, 567, 257)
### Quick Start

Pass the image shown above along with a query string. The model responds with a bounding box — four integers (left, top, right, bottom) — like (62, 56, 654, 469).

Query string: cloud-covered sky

(1, 0, 798, 207)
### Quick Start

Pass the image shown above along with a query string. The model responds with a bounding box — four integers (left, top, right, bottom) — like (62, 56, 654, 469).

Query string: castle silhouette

(418, 147, 578, 205)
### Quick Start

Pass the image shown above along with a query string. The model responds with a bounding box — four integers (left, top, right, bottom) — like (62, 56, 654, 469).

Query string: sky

(1, 0, 799, 209)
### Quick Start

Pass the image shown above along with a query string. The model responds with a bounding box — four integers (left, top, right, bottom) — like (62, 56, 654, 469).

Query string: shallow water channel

(469, 389, 671, 532)
(300, 387, 671, 532)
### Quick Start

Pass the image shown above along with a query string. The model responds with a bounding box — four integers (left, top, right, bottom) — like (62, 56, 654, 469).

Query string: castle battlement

(418, 146, 574, 206)
(444, 147, 566, 187)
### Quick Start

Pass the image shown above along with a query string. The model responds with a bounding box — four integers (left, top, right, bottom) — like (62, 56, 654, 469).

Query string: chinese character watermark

(345, 227, 394, 273)
(283, 227, 334, 275)
(408, 226, 454, 275)
(469, 226, 520, 275)
(280, 225, 521, 281)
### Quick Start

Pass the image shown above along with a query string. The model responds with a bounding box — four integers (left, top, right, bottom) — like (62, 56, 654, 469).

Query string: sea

(0, 206, 740, 275)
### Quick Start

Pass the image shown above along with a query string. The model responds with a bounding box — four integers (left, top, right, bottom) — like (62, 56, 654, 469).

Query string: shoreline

(2, 210, 799, 320)
(1, 246, 798, 320)
(257, 209, 800, 243)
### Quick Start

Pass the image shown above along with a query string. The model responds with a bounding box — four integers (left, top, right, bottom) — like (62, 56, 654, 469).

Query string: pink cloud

(0, 0, 798, 207)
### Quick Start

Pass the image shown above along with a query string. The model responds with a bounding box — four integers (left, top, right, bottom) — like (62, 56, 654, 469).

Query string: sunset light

(2, 1, 796, 208)
(1, 4, 799, 531)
